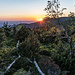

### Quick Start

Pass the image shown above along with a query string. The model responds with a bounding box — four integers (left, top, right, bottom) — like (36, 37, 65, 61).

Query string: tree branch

(34, 58, 45, 75)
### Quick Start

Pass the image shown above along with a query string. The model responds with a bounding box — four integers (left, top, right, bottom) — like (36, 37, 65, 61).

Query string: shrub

(15, 26, 31, 42)
(13, 68, 31, 75)
(50, 41, 75, 75)
(18, 33, 40, 58)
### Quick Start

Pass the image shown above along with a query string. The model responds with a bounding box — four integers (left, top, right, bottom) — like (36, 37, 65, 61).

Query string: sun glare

(40, 18, 43, 21)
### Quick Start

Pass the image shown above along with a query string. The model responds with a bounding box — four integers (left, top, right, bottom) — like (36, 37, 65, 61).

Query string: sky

(0, 0, 75, 21)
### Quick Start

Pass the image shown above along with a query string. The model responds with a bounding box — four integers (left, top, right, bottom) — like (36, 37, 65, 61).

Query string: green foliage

(15, 26, 31, 42)
(72, 34, 75, 41)
(4, 37, 17, 47)
(39, 39, 75, 74)
(40, 44, 54, 51)
(9, 47, 18, 56)
(4, 57, 32, 75)
(13, 27, 16, 36)
(13, 68, 31, 75)
(18, 33, 40, 58)
(0, 28, 6, 42)
(4, 27, 11, 37)
(0, 4, 75, 75)
(50, 41, 75, 74)
(0, 28, 6, 49)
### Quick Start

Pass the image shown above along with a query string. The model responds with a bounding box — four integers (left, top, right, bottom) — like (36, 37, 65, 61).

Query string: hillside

(0, 17, 75, 75)
(17, 17, 75, 29)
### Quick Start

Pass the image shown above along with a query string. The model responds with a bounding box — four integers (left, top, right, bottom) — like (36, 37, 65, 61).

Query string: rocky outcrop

(38, 55, 61, 75)
(0, 71, 4, 75)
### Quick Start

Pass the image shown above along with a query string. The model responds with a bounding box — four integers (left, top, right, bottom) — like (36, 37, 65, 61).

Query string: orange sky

(0, 14, 45, 21)
(0, 0, 75, 21)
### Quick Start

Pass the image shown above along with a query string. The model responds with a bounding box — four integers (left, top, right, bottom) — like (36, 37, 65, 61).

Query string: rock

(0, 71, 5, 75)
(38, 55, 61, 75)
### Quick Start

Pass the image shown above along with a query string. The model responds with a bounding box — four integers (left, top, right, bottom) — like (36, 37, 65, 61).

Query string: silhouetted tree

(0, 28, 6, 48)
(4, 27, 11, 37)
(44, 0, 66, 19)
(3, 22, 8, 28)
(13, 27, 16, 36)
(15, 26, 31, 42)
(44, 0, 74, 58)
(68, 12, 75, 18)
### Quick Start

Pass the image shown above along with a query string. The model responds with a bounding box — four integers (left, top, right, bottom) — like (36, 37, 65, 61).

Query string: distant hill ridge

(18, 17, 74, 28)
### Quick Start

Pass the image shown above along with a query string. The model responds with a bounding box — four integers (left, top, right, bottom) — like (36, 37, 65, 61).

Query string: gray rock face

(38, 55, 61, 75)
(0, 71, 4, 75)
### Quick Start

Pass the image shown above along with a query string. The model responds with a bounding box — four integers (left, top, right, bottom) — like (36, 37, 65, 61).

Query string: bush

(50, 41, 75, 75)
(13, 68, 31, 75)
(0, 28, 6, 48)
(18, 33, 40, 58)
(15, 26, 31, 42)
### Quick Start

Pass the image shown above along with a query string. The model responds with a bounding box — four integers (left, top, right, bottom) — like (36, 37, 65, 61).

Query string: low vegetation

(0, 0, 75, 75)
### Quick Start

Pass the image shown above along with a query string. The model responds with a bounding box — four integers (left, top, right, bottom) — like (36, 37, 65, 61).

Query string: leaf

(62, 8, 67, 11)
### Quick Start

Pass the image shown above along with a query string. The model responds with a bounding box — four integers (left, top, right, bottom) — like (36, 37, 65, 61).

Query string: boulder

(38, 55, 61, 75)
(0, 71, 5, 75)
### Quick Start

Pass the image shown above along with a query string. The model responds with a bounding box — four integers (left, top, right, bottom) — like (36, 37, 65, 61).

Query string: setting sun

(40, 18, 43, 21)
